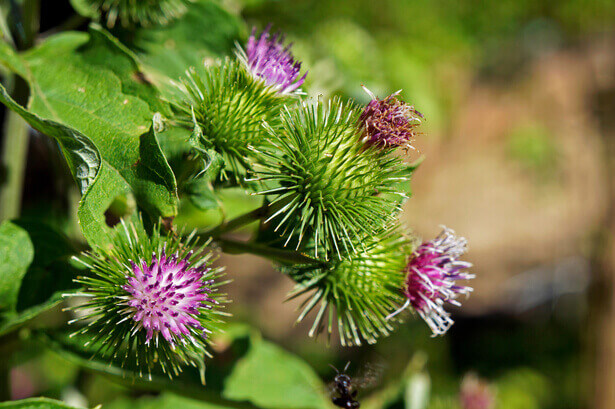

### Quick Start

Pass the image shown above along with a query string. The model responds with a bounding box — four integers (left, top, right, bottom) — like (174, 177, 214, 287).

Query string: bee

(329, 362, 384, 409)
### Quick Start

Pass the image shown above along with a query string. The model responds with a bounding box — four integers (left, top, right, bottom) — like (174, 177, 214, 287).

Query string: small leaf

(0, 398, 86, 409)
(223, 337, 331, 409)
(183, 148, 224, 210)
(0, 221, 34, 312)
(12, 220, 81, 312)
(0, 221, 81, 336)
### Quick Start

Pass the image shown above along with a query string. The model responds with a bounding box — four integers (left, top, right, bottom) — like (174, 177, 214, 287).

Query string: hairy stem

(216, 237, 323, 266)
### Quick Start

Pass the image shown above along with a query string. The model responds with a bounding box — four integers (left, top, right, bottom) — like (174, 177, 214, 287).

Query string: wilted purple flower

(242, 26, 307, 94)
(359, 86, 423, 148)
(387, 227, 474, 336)
(121, 249, 217, 345)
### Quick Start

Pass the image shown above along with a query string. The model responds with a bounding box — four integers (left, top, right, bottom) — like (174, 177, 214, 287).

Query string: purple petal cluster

(121, 249, 217, 345)
(244, 26, 307, 94)
(387, 227, 474, 336)
(359, 87, 423, 148)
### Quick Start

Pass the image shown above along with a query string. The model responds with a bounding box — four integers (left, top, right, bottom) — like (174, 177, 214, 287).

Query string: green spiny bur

(176, 59, 294, 178)
(255, 97, 412, 259)
(283, 228, 413, 346)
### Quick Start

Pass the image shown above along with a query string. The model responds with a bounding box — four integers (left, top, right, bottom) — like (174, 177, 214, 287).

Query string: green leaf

(223, 337, 331, 409)
(106, 393, 244, 409)
(184, 148, 224, 210)
(0, 28, 179, 245)
(0, 221, 82, 336)
(40, 326, 329, 409)
(0, 221, 34, 313)
(37, 329, 257, 409)
(0, 84, 100, 194)
(128, 0, 244, 85)
(12, 221, 81, 312)
(0, 398, 85, 409)
(79, 25, 172, 115)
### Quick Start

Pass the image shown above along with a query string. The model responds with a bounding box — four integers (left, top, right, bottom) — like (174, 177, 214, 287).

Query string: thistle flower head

(177, 59, 289, 176)
(387, 227, 474, 336)
(284, 229, 411, 346)
(239, 26, 307, 94)
(123, 249, 217, 345)
(359, 86, 423, 148)
(82, 0, 190, 28)
(68, 218, 227, 378)
(255, 97, 414, 259)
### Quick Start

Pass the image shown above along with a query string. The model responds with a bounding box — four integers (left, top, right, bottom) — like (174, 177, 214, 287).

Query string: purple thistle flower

(359, 86, 423, 148)
(121, 249, 218, 346)
(241, 26, 307, 94)
(387, 227, 474, 336)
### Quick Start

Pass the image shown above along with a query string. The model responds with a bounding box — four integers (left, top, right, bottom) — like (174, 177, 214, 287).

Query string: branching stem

(201, 204, 269, 238)
(216, 237, 323, 266)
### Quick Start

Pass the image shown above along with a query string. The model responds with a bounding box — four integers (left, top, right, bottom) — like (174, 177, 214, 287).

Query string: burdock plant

(0, 0, 480, 399)
(67, 219, 228, 378)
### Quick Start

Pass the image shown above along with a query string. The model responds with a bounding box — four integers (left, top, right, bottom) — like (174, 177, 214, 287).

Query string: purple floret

(243, 26, 307, 94)
(359, 86, 423, 148)
(121, 249, 217, 345)
(387, 227, 474, 336)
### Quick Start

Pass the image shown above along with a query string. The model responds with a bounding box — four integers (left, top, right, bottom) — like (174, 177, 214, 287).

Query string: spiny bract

(254, 97, 414, 259)
(177, 59, 293, 177)
(283, 229, 412, 346)
(67, 218, 228, 379)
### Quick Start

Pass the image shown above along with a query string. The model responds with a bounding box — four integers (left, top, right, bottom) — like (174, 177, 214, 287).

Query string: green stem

(202, 205, 269, 238)
(0, 78, 29, 221)
(40, 14, 87, 38)
(216, 238, 323, 266)
(0, 0, 39, 221)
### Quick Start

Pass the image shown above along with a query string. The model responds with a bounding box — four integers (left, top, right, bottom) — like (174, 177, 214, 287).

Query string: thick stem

(202, 205, 269, 238)
(216, 238, 323, 266)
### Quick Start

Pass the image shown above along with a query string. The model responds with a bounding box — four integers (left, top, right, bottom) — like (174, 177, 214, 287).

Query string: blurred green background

(8, 0, 615, 408)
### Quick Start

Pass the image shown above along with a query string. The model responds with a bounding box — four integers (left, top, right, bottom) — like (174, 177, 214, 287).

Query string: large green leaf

(223, 337, 331, 409)
(38, 329, 253, 406)
(0, 28, 178, 245)
(0, 398, 85, 409)
(0, 221, 34, 313)
(128, 0, 244, 86)
(40, 326, 330, 409)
